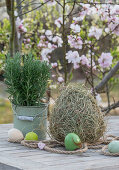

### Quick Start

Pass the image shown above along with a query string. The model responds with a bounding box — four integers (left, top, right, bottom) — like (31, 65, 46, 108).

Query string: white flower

(88, 60, 96, 70)
(52, 74, 56, 78)
(96, 94, 102, 105)
(66, 51, 81, 69)
(14, 11, 18, 16)
(73, 63, 80, 69)
(68, 35, 83, 49)
(108, 17, 119, 36)
(45, 30, 53, 40)
(73, 17, 83, 23)
(51, 62, 58, 68)
(105, 28, 110, 33)
(16, 17, 27, 39)
(70, 24, 81, 33)
(55, 17, 63, 28)
(88, 26, 102, 40)
(98, 53, 113, 68)
(80, 55, 89, 66)
(41, 48, 52, 62)
(52, 36, 63, 47)
(58, 77, 64, 83)
(66, 51, 80, 64)
(45, 30, 52, 36)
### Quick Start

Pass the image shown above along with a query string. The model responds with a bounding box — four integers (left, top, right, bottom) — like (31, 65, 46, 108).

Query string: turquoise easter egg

(108, 140, 119, 153)
(64, 133, 81, 151)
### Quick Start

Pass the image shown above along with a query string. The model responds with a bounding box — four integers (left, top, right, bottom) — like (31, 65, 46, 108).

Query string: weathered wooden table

(0, 116, 119, 170)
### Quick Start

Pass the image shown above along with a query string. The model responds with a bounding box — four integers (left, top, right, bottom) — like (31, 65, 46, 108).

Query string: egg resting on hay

(49, 84, 106, 144)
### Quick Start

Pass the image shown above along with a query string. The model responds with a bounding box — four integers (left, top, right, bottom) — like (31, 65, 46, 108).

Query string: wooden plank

(0, 163, 21, 170)
(0, 116, 119, 170)
(21, 154, 105, 166)
(39, 158, 119, 170)
(0, 146, 29, 151)
(0, 152, 46, 170)
(2, 149, 49, 155)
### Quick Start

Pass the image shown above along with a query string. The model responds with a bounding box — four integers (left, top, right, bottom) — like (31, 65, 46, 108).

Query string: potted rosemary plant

(4, 53, 51, 139)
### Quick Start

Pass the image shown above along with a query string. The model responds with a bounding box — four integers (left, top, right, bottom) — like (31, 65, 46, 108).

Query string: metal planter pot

(12, 103, 48, 140)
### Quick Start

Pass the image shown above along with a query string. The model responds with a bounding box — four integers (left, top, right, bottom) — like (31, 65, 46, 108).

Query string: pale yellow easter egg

(8, 128, 24, 143)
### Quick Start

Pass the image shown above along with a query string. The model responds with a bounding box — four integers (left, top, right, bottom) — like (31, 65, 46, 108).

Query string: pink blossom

(73, 63, 80, 69)
(45, 30, 52, 36)
(51, 62, 58, 68)
(37, 42, 46, 48)
(66, 51, 81, 69)
(110, 5, 119, 15)
(98, 53, 113, 68)
(88, 26, 102, 40)
(79, 4, 90, 17)
(58, 77, 64, 83)
(80, 55, 96, 70)
(23, 39, 30, 44)
(105, 28, 110, 33)
(48, 55, 51, 59)
(18, 25, 27, 33)
(73, 17, 83, 23)
(68, 35, 83, 49)
(23, 39, 26, 44)
(37, 36, 48, 48)
(89, 60, 97, 70)
(49, 43, 57, 50)
(52, 74, 56, 78)
(41, 48, 52, 62)
(80, 55, 89, 66)
(40, 42, 57, 62)
(38, 142, 45, 150)
(26, 39, 30, 43)
(108, 17, 119, 36)
(70, 23, 81, 33)
(114, 5, 119, 14)
(55, 17, 63, 28)
(66, 51, 80, 64)
(16, 17, 27, 39)
(90, 6, 99, 15)
(88, 60, 96, 70)
(52, 36, 63, 47)
(40, 35, 46, 40)
(45, 30, 53, 40)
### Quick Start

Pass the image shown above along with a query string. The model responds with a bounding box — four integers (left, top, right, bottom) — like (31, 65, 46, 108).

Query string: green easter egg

(64, 133, 81, 151)
(25, 132, 38, 141)
(108, 140, 119, 153)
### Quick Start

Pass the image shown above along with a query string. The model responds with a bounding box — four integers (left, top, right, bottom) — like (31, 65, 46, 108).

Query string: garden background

(0, 0, 119, 124)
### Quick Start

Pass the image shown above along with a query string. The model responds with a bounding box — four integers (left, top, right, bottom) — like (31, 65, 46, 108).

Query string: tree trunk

(5, 0, 20, 57)
(95, 61, 119, 92)
(16, 0, 23, 52)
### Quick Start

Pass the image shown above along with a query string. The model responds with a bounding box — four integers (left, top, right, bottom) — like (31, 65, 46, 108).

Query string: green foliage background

(0, 2, 119, 95)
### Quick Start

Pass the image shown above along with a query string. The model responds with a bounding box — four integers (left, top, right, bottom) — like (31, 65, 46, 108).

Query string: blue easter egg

(108, 140, 119, 153)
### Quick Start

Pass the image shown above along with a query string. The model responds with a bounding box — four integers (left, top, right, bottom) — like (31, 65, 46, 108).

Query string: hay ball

(49, 84, 106, 144)
(8, 128, 24, 143)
